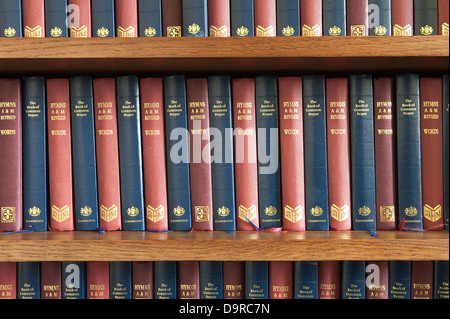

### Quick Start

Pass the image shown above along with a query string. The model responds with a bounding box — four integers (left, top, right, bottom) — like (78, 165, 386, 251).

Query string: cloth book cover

(45, 0, 68, 37)
(138, 0, 162, 37)
(230, 0, 254, 36)
(294, 261, 318, 299)
(110, 261, 132, 299)
(323, 0, 346, 36)
(92, 0, 115, 37)
(154, 261, 177, 299)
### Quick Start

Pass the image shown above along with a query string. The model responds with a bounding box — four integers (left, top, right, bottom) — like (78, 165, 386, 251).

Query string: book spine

(17, 262, 40, 299)
(254, 0, 276, 36)
(366, 261, 389, 299)
(162, 0, 183, 37)
(369, 0, 391, 35)
(420, 77, 444, 231)
(91, 0, 115, 37)
(391, 0, 413, 36)
(245, 261, 268, 299)
(438, 0, 449, 35)
(140, 78, 168, 231)
(0, 262, 16, 299)
(154, 261, 177, 299)
(68, 0, 91, 37)
(62, 261, 86, 299)
(0, 0, 22, 37)
(178, 261, 200, 299)
(389, 261, 411, 299)
(322, 0, 346, 36)
(347, 0, 369, 36)
(133, 261, 153, 299)
(269, 261, 292, 299)
(414, 0, 438, 35)
(444, 74, 449, 230)
(294, 261, 318, 299)
(396, 74, 423, 230)
(86, 261, 109, 299)
(303, 75, 329, 231)
(412, 261, 434, 299)
(326, 78, 351, 231)
(115, 0, 138, 37)
(110, 261, 132, 299)
(350, 74, 376, 231)
(341, 261, 366, 299)
(41, 262, 62, 299)
(45, 0, 68, 37)
(116, 76, 145, 231)
(374, 77, 397, 230)
(277, 0, 300, 36)
(22, 0, 45, 37)
(208, 75, 236, 231)
(22, 77, 47, 231)
(232, 78, 259, 230)
(279, 77, 306, 231)
(200, 261, 223, 299)
(223, 261, 244, 299)
(183, 0, 208, 37)
(434, 261, 449, 299)
(301, 0, 322, 36)
(164, 75, 192, 231)
(208, 0, 230, 37)
(318, 261, 339, 299)
(230, 0, 254, 36)
(70, 76, 99, 231)
(138, 0, 162, 37)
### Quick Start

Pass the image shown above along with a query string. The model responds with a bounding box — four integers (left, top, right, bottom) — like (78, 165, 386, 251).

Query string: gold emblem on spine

(167, 26, 182, 37)
(3, 27, 16, 37)
(404, 206, 418, 217)
(144, 27, 157, 37)
(358, 206, 371, 217)
(188, 23, 201, 35)
(328, 26, 342, 36)
(442, 23, 449, 36)
(393, 24, 412, 36)
(210, 25, 228, 37)
(282, 26, 295, 36)
(97, 27, 110, 37)
(1, 207, 16, 223)
(302, 24, 320, 36)
(310, 206, 323, 217)
(256, 25, 275, 37)
(50, 27, 63, 37)
(331, 204, 349, 222)
(195, 206, 210, 222)
(420, 25, 434, 35)
(28, 206, 41, 217)
(424, 205, 442, 223)
(374, 25, 387, 36)
(25, 26, 42, 38)
(127, 206, 139, 217)
(265, 206, 277, 216)
(51, 205, 70, 223)
(238, 205, 257, 222)
(380, 206, 395, 222)
(173, 206, 185, 217)
(100, 205, 118, 222)
(350, 25, 366, 36)
(70, 25, 88, 38)
(285, 205, 303, 223)
(217, 206, 230, 217)
(147, 205, 165, 223)
(236, 26, 249, 36)
(118, 26, 135, 37)
(80, 206, 92, 217)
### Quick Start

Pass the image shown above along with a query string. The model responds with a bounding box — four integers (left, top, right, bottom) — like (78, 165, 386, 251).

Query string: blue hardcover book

(434, 261, 449, 299)
(164, 75, 192, 231)
(414, 0, 438, 35)
(116, 76, 145, 231)
(139, 0, 162, 37)
(17, 262, 40, 299)
(389, 261, 411, 299)
(443, 74, 449, 230)
(45, 0, 68, 37)
(294, 261, 318, 299)
(62, 262, 87, 299)
(230, 0, 254, 36)
(341, 261, 366, 300)
(303, 75, 329, 231)
(22, 77, 47, 231)
(200, 261, 223, 299)
(208, 75, 236, 231)
(277, 0, 300, 36)
(349, 74, 376, 231)
(0, 0, 22, 37)
(256, 75, 282, 229)
(110, 262, 132, 299)
(92, 0, 115, 37)
(322, 0, 346, 36)
(154, 261, 177, 299)
(369, 0, 391, 35)
(182, 0, 208, 36)
(396, 74, 423, 230)
(70, 76, 99, 231)
(245, 261, 268, 299)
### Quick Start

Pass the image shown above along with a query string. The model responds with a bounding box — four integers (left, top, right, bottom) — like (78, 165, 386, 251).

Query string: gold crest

(310, 206, 323, 217)
(167, 26, 182, 37)
(1, 207, 16, 223)
(420, 25, 434, 36)
(256, 25, 275, 37)
(328, 26, 341, 36)
(331, 204, 349, 222)
(265, 206, 277, 217)
(118, 26, 135, 37)
(238, 205, 257, 222)
(380, 206, 395, 222)
(393, 24, 412, 36)
(147, 205, 165, 223)
(51, 205, 70, 223)
(285, 205, 303, 223)
(302, 24, 320, 36)
(25, 25, 42, 38)
(424, 205, 442, 223)
(404, 206, 418, 217)
(374, 25, 387, 36)
(188, 23, 201, 35)
(217, 206, 230, 217)
(100, 205, 118, 223)
(443, 23, 449, 36)
(210, 25, 228, 37)
(236, 26, 249, 36)
(282, 26, 295, 36)
(173, 206, 185, 217)
(80, 206, 92, 217)
(3, 27, 16, 37)
(97, 27, 110, 37)
(28, 206, 41, 217)
(144, 27, 157, 37)
(358, 206, 371, 217)
(127, 206, 139, 217)
(195, 206, 210, 222)
(50, 27, 63, 37)
(350, 25, 366, 36)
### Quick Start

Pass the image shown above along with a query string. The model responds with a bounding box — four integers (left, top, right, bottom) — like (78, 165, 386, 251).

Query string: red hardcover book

(223, 261, 244, 299)
(374, 78, 397, 230)
(162, 0, 183, 37)
(326, 78, 351, 231)
(47, 79, 74, 231)
(133, 261, 153, 299)
(269, 261, 293, 299)
(366, 261, 389, 299)
(392, 0, 414, 36)
(208, 0, 230, 37)
(87, 262, 109, 299)
(178, 261, 200, 299)
(254, 0, 276, 36)
(318, 261, 340, 299)
(420, 77, 444, 231)
(41, 262, 62, 299)
(412, 261, 434, 299)
(68, 0, 92, 37)
(438, 0, 449, 35)
(22, 0, 45, 38)
(93, 78, 122, 231)
(0, 79, 22, 233)
(140, 78, 168, 231)
(346, 0, 368, 36)
(115, 0, 138, 37)
(300, 0, 322, 36)
(233, 78, 259, 230)
(0, 262, 16, 299)
(279, 77, 305, 231)
(187, 78, 214, 231)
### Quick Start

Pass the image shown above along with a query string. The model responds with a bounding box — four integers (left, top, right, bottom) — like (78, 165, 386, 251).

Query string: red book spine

(140, 78, 168, 231)
(41, 262, 61, 299)
(93, 78, 122, 231)
(420, 77, 444, 231)
(0, 262, 16, 299)
(87, 261, 109, 299)
(178, 261, 200, 299)
(391, 0, 414, 36)
(366, 261, 389, 299)
(223, 261, 244, 299)
(326, 78, 351, 231)
(438, 0, 449, 35)
(22, 0, 45, 38)
(208, 0, 231, 37)
(115, 0, 138, 37)
(68, 0, 92, 37)
(0, 79, 22, 233)
(47, 79, 74, 231)
(318, 261, 340, 299)
(279, 77, 306, 231)
(412, 261, 434, 299)
(254, 0, 276, 36)
(269, 261, 293, 299)
(162, 0, 183, 37)
(233, 78, 259, 230)
(374, 78, 397, 231)
(300, 0, 322, 36)
(133, 261, 153, 299)
(346, 0, 369, 36)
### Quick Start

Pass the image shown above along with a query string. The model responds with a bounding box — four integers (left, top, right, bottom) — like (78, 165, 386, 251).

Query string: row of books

(0, 74, 449, 233)
(0, 260, 448, 299)
(0, 0, 449, 38)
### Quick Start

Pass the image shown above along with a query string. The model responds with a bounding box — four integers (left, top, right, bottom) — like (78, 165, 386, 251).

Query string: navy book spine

(110, 261, 132, 299)
(70, 76, 99, 231)
(91, 0, 115, 37)
(245, 261, 268, 299)
(303, 75, 329, 231)
(369, 0, 391, 35)
(45, 0, 68, 37)
(208, 75, 236, 231)
(154, 261, 177, 299)
(349, 74, 376, 231)
(322, 0, 346, 36)
(164, 75, 192, 231)
(138, 0, 162, 37)
(0, 0, 22, 37)
(62, 262, 87, 299)
(389, 261, 411, 299)
(443, 74, 449, 230)
(22, 77, 47, 231)
(277, 0, 301, 36)
(396, 74, 423, 230)
(182, 0, 208, 36)
(230, 0, 254, 36)
(200, 261, 223, 299)
(414, 0, 438, 35)
(17, 262, 40, 299)
(256, 75, 282, 229)
(116, 76, 145, 231)
(294, 261, 318, 299)
(434, 261, 449, 299)
(341, 261, 366, 299)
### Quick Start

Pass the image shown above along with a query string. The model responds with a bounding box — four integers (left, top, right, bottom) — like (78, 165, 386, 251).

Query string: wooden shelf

(0, 231, 447, 262)
(0, 36, 448, 76)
